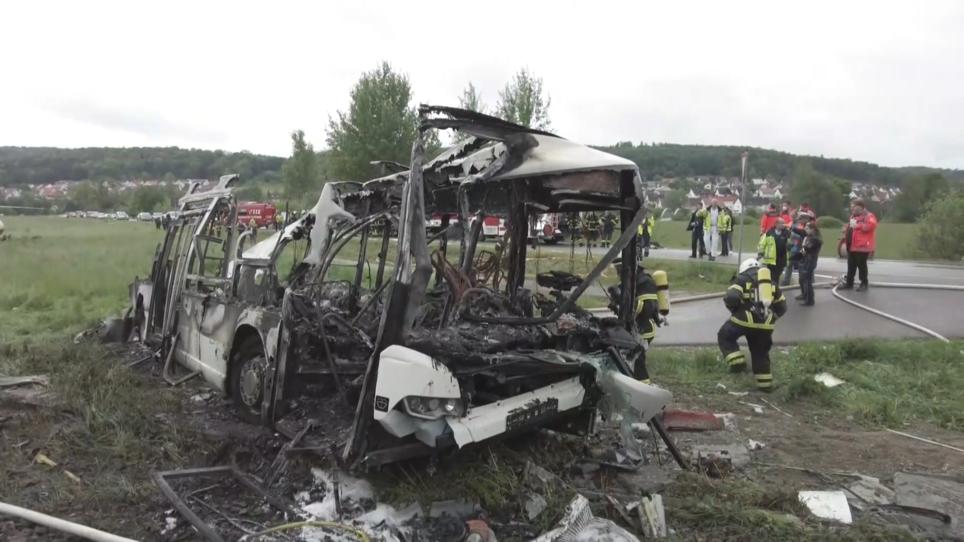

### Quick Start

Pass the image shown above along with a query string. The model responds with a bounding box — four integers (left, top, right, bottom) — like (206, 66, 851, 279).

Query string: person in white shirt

(698, 199, 724, 261)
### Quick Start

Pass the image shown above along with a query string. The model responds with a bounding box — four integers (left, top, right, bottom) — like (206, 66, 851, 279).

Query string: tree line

(0, 146, 283, 186)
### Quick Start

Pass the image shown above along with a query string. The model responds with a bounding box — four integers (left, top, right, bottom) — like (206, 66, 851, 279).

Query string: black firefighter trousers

(717, 320, 774, 391)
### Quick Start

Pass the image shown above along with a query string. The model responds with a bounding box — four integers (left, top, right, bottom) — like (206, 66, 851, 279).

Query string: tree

(131, 185, 166, 212)
(495, 68, 551, 130)
(282, 130, 319, 199)
(893, 173, 949, 222)
(789, 161, 847, 219)
(665, 189, 687, 210)
(916, 193, 964, 260)
(459, 82, 486, 113)
(326, 62, 420, 181)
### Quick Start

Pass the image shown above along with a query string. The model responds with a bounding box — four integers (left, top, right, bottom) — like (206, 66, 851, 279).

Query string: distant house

(756, 186, 783, 200)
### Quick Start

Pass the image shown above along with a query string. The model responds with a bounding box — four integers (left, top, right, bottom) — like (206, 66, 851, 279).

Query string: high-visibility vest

(636, 216, 655, 236)
(719, 213, 732, 233)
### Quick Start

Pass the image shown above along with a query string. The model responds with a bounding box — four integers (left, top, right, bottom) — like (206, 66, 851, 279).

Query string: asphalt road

(538, 243, 964, 287)
(541, 243, 964, 345)
(656, 287, 964, 346)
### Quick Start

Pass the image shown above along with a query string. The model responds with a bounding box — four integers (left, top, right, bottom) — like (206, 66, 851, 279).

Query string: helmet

(739, 258, 760, 274)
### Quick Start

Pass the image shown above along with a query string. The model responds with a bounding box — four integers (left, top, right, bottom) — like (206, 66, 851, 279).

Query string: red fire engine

(237, 202, 277, 228)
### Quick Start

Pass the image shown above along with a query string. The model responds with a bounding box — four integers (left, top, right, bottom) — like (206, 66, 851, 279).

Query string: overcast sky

(3, 1, 962, 168)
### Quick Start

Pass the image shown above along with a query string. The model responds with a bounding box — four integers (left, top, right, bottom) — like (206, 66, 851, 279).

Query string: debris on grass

(845, 475, 894, 507)
(637, 494, 668, 538)
(814, 372, 846, 388)
(798, 490, 853, 524)
(747, 439, 766, 451)
(532, 494, 639, 542)
(526, 493, 548, 520)
(0, 375, 48, 388)
(691, 444, 751, 478)
(712, 412, 737, 429)
(661, 409, 724, 432)
(738, 401, 765, 414)
(894, 472, 964, 535)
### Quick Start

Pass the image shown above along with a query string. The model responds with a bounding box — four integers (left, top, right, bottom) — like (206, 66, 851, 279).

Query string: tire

(229, 334, 268, 424)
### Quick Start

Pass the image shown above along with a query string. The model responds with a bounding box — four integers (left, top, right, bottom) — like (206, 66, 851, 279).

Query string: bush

(817, 216, 842, 229)
(743, 208, 761, 219)
(916, 194, 964, 260)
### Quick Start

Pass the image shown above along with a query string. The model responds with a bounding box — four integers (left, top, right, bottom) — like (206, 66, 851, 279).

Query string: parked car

(114, 211, 130, 220)
(124, 106, 673, 468)
(137, 212, 153, 222)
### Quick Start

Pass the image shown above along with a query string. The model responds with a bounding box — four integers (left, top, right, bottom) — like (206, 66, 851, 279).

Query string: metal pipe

(736, 151, 748, 265)
(374, 218, 391, 290)
(0, 502, 137, 542)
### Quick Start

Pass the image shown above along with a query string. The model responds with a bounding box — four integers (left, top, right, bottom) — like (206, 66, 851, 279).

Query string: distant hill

(595, 142, 964, 185)
(0, 146, 284, 186)
(1, 143, 961, 188)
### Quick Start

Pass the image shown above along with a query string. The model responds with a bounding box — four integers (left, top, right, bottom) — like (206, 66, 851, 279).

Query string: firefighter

(718, 258, 788, 391)
(600, 212, 616, 247)
(637, 212, 656, 258)
(609, 259, 670, 384)
(581, 211, 600, 248)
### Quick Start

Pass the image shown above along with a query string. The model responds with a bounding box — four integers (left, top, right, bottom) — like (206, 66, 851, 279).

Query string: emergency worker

(719, 208, 733, 256)
(601, 212, 616, 248)
(718, 258, 788, 391)
(758, 217, 790, 285)
(637, 212, 656, 258)
(609, 259, 670, 384)
(582, 211, 600, 248)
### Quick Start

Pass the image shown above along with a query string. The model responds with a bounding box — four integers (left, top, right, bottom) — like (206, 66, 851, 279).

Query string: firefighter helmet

(739, 258, 760, 274)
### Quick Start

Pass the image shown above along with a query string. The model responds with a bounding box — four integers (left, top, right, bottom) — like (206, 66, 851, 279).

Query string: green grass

(665, 472, 915, 541)
(647, 339, 964, 431)
(0, 340, 206, 518)
(652, 220, 922, 260)
(522, 251, 736, 296)
(0, 216, 160, 341)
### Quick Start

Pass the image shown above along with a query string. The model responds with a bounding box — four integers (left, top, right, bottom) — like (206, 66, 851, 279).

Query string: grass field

(0, 216, 160, 341)
(653, 219, 921, 260)
(648, 338, 964, 431)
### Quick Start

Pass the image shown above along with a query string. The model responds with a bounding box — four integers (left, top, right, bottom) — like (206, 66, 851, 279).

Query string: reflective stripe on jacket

(637, 216, 655, 237)
(723, 269, 788, 330)
(719, 213, 733, 233)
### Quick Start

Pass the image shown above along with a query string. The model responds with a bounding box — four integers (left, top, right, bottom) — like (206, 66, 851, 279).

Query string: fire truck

(237, 202, 277, 228)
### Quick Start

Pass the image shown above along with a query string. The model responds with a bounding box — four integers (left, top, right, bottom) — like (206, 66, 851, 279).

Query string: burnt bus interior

(134, 106, 680, 468)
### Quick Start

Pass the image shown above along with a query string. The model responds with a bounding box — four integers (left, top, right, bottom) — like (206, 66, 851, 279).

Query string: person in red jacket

(760, 203, 780, 233)
(780, 200, 794, 225)
(839, 199, 877, 291)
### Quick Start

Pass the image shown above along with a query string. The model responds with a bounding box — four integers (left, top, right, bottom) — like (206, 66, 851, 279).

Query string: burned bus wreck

(129, 106, 678, 468)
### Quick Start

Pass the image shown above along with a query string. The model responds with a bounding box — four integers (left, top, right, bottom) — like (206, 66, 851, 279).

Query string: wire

(241, 520, 371, 541)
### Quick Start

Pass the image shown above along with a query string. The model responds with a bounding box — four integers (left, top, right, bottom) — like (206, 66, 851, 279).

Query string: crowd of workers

(616, 198, 877, 393)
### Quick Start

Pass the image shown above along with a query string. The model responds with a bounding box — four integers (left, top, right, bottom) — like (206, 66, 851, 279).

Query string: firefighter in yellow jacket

(609, 259, 670, 384)
(637, 213, 656, 258)
(718, 258, 787, 391)
(719, 208, 733, 256)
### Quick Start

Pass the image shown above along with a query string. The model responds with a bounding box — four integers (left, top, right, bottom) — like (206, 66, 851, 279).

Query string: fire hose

(591, 279, 964, 344)
(0, 502, 137, 542)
